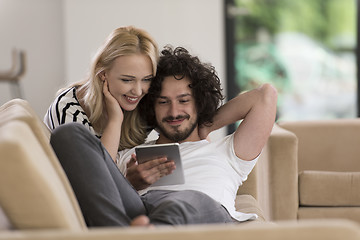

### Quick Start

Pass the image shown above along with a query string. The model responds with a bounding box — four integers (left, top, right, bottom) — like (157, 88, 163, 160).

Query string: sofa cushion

(279, 120, 360, 173)
(299, 170, 360, 206)
(298, 207, 360, 223)
(0, 120, 84, 230)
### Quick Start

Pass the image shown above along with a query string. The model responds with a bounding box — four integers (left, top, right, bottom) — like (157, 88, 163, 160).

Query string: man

(50, 46, 277, 227)
(119, 46, 277, 222)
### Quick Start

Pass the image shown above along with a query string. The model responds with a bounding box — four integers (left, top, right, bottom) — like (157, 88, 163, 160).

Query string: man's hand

(126, 154, 176, 190)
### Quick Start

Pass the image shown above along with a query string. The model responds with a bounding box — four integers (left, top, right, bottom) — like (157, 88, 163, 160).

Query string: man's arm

(232, 83, 277, 160)
(200, 83, 277, 160)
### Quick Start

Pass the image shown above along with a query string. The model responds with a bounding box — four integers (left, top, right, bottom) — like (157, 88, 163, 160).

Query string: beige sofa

(249, 119, 360, 224)
(276, 119, 360, 223)
(0, 99, 359, 240)
(239, 123, 299, 221)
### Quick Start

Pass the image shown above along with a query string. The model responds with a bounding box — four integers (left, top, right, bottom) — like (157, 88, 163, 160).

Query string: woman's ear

(100, 71, 106, 81)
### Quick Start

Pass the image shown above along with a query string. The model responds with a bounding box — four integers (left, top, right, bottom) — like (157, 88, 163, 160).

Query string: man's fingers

(136, 160, 175, 181)
(127, 154, 138, 168)
(126, 157, 177, 190)
(157, 161, 176, 177)
(139, 157, 167, 169)
(142, 163, 175, 184)
(139, 158, 175, 173)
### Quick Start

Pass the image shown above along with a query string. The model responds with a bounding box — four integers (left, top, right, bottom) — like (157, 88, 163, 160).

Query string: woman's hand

(103, 79, 123, 123)
(100, 79, 123, 161)
(126, 154, 176, 190)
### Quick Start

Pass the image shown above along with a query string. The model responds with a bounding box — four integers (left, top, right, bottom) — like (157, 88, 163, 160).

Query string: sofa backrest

(279, 119, 360, 172)
(0, 99, 86, 230)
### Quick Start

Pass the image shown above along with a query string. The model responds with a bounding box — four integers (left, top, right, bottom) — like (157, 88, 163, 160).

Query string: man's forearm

(208, 86, 265, 132)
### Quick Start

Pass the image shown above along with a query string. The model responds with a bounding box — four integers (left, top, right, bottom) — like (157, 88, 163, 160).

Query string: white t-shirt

(117, 133, 258, 222)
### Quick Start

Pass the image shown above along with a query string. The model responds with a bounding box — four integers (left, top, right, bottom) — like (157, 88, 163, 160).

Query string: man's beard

(157, 115, 198, 142)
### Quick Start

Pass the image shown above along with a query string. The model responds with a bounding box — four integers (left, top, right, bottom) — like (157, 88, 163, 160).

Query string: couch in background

(245, 118, 360, 224)
(274, 119, 360, 223)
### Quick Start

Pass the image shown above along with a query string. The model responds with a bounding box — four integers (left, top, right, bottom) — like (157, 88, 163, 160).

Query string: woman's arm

(100, 80, 123, 162)
(44, 84, 122, 162)
(44, 87, 97, 134)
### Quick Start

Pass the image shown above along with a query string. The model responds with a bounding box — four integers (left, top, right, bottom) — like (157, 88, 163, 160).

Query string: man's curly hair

(140, 46, 224, 129)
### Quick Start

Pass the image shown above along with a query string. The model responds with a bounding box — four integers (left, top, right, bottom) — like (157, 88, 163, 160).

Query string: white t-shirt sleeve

(219, 134, 258, 183)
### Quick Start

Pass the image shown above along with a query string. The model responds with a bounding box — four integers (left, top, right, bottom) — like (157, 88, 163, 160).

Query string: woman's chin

(121, 105, 137, 112)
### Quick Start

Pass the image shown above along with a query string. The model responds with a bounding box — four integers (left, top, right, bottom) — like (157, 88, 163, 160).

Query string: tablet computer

(135, 143, 185, 186)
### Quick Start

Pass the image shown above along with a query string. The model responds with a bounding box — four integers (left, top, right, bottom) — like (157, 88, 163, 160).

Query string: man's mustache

(162, 115, 190, 122)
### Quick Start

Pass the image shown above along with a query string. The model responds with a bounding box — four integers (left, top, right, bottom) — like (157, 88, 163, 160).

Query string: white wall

(63, 0, 225, 86)
(63, 0, 226, 139)
(0, 0, 226, 138)
(0, 0, 65, 117)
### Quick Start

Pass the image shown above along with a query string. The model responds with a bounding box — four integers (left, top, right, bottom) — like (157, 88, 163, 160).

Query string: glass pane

(233, 0, 357, 120)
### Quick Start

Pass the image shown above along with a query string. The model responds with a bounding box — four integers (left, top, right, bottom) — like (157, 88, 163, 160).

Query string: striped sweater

(44, 87, 99, 137)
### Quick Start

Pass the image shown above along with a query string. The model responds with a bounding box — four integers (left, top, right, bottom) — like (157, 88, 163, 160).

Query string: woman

(44, 26, 159, 162)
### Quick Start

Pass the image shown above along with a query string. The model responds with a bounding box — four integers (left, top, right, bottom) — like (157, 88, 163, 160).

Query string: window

(225, 0, 357, 132)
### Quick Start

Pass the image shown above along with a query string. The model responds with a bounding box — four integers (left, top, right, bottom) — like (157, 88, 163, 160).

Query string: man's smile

(167, 119, 184, 126)
(163, 115, 190, 126)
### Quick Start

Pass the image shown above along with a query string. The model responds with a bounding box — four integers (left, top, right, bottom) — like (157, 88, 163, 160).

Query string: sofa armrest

(235, 194, 265, 221)
(0, 220, 359, 240)
(0, 99, 86, 229)
(256, 124, 299, 221)
(0, 120, 85, 229)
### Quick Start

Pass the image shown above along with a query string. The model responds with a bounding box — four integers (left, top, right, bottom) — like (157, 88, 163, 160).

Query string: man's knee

(150, 190, 233, 225)
(148, 199, 198, 225)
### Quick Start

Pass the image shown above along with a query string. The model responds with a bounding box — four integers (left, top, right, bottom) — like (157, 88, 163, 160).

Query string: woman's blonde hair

(70, 26, 159, 150)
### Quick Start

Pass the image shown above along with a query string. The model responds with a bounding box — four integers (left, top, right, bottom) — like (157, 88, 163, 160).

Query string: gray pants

(50, 123, 233, 227)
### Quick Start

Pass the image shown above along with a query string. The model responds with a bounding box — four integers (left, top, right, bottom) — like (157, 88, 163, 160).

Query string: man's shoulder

(208, 133, 235, 145)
